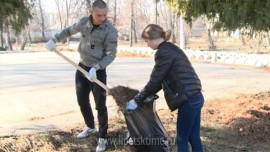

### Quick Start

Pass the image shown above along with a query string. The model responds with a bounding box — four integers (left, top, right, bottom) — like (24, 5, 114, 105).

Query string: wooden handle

(51, 48, 110, 92)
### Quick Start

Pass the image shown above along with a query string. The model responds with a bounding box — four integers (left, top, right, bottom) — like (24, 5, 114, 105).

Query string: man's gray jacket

(54, 16, 118, 70)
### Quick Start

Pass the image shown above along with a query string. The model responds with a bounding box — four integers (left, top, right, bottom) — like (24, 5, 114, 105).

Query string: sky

(41, 0, 57, 13)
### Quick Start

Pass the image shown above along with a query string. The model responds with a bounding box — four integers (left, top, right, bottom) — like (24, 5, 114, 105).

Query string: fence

(116, 46, 270, 67)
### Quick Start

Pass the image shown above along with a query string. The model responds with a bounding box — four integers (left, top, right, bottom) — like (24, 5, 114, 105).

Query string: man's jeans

(75, 63, 108, 138)
(177, 92, 204, 152)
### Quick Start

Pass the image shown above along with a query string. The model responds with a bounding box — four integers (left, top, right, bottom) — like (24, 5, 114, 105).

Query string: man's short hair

(92, 0, 107, 9)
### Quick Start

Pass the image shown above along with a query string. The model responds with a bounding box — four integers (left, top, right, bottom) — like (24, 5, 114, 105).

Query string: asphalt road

(1, 51, 270, 136)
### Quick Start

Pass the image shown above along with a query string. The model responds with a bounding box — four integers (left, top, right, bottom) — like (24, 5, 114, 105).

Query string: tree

(5, 23, 13, 50)
(154, 0, 159, 24)
(268, 32, 270, 46)
(65, 0, 72, 45)
(20, 27, 30, 50)
(0, 0, 33, 34)
(113, 0, 117, 25)
(0, 26, 3, 47)
(166, 0, 270, 34)
(159, 0, 169, 29)
(85, 0, 93, 14)
(169, 8, 177, 43)
(0, 0, 33, 50)
(55, 0, 63, 30)
(130, 0, 134, 46)
(38, 0, 45, 41)
(166, 0, 184, 46)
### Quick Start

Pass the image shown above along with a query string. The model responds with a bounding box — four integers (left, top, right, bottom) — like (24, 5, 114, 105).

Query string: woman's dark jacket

(134, 42, 202, 109)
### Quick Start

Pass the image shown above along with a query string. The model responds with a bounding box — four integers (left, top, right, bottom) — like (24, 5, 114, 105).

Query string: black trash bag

(124, 95, 170, 152)
(109, 86, 170, 152)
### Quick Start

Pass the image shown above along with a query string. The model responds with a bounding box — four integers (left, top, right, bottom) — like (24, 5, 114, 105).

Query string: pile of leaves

(1, 90, 270, 152)
(0, 119, 130, 152)
(108, 86, 139, 113)
(203, 91, 270, 144)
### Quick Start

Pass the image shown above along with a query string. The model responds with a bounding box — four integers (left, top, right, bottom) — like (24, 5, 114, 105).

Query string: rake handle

(51, 48, 110, 92)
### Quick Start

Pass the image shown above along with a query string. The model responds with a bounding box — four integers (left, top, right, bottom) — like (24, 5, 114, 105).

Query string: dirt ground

(1, 39, 269, 151)
(1, 89, 269, 152)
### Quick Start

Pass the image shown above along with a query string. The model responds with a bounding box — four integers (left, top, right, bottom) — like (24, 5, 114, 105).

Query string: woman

(127, 24, 204, 152)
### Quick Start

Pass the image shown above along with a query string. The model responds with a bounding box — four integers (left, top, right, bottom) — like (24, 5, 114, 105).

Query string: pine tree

(0, 0, 33, 34)
(166, 0, 270, 34)
(0, 0, 33, 49)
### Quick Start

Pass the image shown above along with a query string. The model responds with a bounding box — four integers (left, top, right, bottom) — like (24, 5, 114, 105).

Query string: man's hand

(126, 99, 137, 110)
(45, 39, 56, 51)
(88, 67, 97, 82)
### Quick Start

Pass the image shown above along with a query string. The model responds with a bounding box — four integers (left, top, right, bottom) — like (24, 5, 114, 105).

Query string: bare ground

(1, 91, 269, 152)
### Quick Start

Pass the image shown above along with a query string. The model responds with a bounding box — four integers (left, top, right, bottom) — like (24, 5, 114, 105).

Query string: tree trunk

(242, 39, 246, 45)
(129, 0, 134, 47)
(113, 0, 117, 25)
(155, 0, 158, 24)
(20, 38, 27, 50)
(241, 34, 246, 45)
(169, 9, 176, 43)
(55, 0, 63, 30)
(65, 0, 69, 28)
(15, 36, 20, 45)
(85, 0, 92, 15)
(159, 1, 168, 29)
(268, 32, 270, 46)
(28, 32, 32, 43)
(208, 29, 216, 50)
(169, 9, 173, 40)
(1, 29, 4, 47)
(38, 0, 45, 41)
(6, 26, 13, 51)
(179, 16, 185, 49)
(172, 12, 176, 43)
(133, 19, 137, 43)
(20, 28, 29, 50)
(176, 16, 179, 44)
(66, 0, 70, 46)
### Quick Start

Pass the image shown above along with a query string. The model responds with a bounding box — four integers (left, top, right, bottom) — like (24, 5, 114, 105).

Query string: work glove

(88, 67, 97, 82)
(45, 39, 56, 51)
(126, 99, 137, 110)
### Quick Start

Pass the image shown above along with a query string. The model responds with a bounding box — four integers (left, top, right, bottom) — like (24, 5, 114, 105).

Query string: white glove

(88, 67, 97, 82)
(126, 99, 137, 110)
(45, 39, 56, 51)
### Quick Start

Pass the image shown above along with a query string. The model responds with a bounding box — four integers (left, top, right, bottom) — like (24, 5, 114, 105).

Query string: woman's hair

(92, 0, 107, 10)
(141, 24, 171, 41)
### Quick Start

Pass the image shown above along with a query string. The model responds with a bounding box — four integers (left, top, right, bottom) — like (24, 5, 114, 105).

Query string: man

(45, 0, 118, 151)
